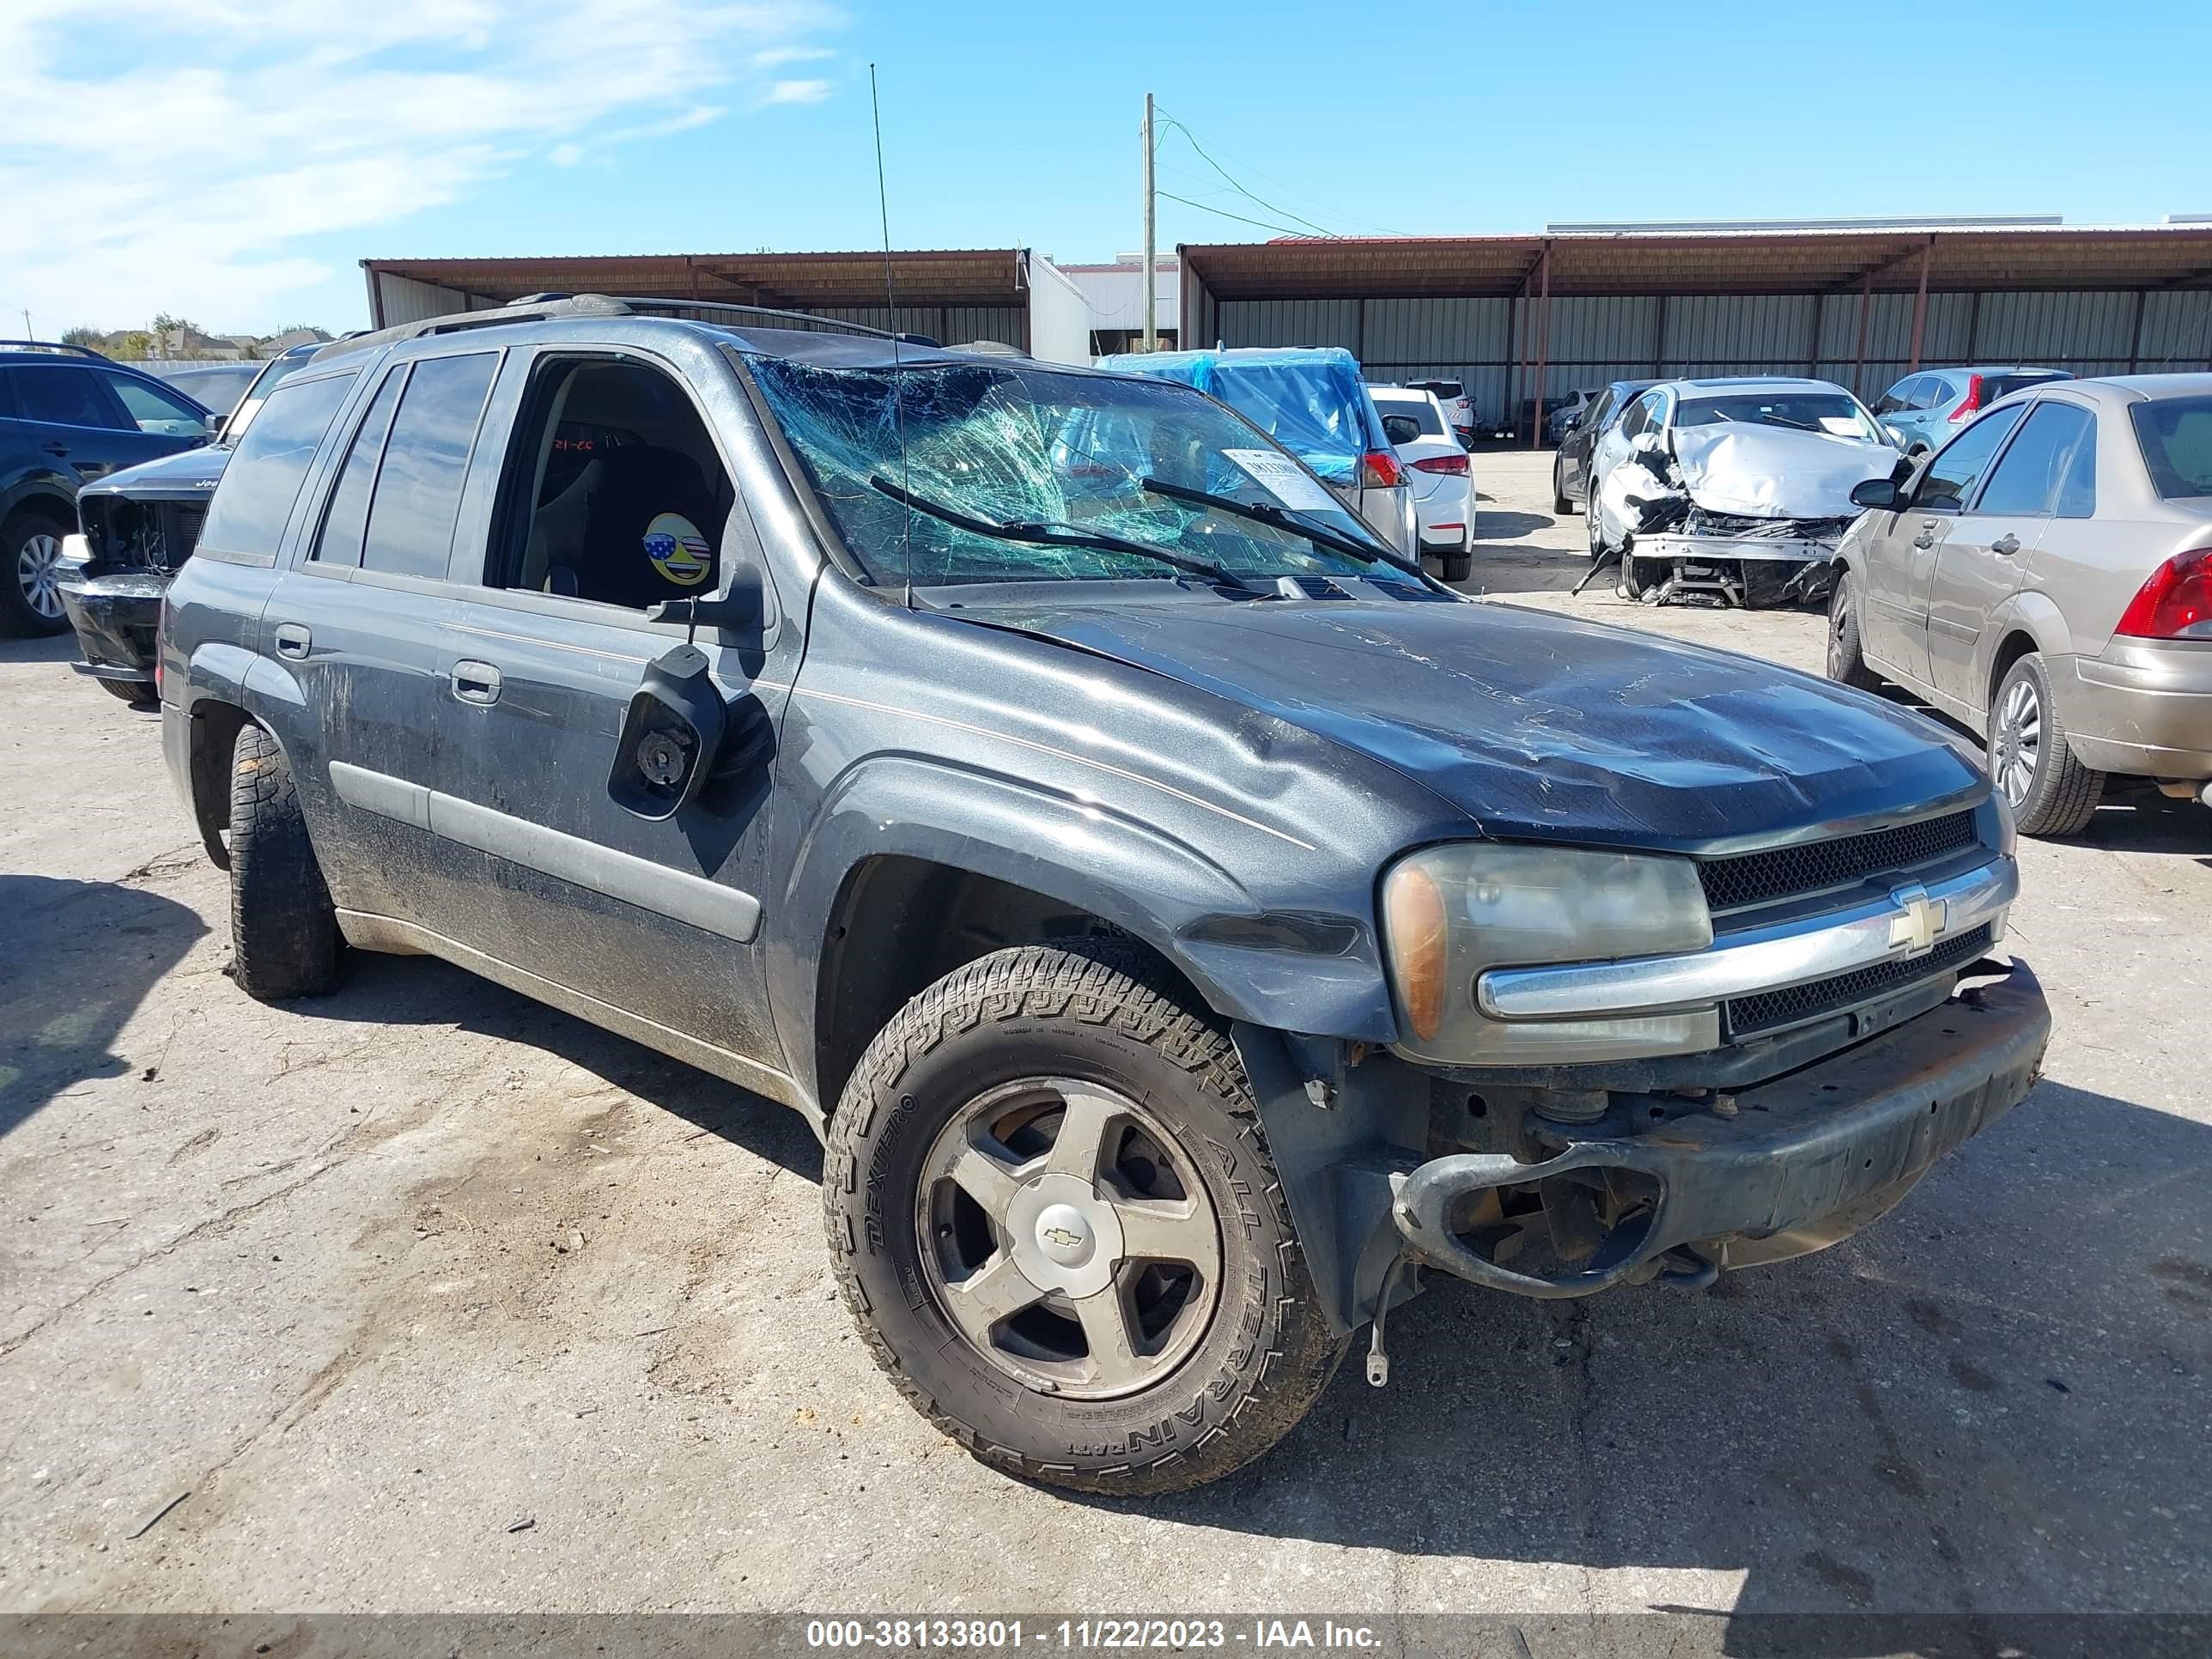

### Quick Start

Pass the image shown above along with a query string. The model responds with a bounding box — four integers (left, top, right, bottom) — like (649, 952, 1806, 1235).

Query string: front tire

(1826, 569, 1883, 690)
(228, 723, 342, 1000)
(3, 507, 74, 637)
(1990, 653, 2104, 837)
(824, 944, 1344, 1495)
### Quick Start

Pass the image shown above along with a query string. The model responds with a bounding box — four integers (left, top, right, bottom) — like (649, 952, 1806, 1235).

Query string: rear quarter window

(198, 369, 360, 556)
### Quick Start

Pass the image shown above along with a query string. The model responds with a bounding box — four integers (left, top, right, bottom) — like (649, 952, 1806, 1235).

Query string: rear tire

(98, 678, 152, 705)
(1826, 569, 1883, 690)
(1441, 550, 1473, 583)
(1990, 653, 2104, 838)
(2, 507, 73, 637)
(823, 943, 1344, 1496)
(228, 723, 343, 1000)
(1553, 460, 1574, 516)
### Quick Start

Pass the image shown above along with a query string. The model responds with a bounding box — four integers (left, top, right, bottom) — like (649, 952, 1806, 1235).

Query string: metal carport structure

(1177, 225, 2212, 436)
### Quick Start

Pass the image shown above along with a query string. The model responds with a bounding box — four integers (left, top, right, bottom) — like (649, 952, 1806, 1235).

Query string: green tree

(59, 325, 106, 349)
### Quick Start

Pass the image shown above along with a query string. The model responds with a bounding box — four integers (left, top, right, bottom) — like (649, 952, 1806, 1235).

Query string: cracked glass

(747, 356, 1409, 590)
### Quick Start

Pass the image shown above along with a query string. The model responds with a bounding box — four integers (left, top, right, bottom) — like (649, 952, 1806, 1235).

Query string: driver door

(433, 345, 803, 1096)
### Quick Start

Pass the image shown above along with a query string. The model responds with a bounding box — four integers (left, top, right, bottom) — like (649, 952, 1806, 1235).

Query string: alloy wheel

(1993, 676, 2041, 805)
(16, 533, 64, 621)
(915, 1076, 1221, 1401)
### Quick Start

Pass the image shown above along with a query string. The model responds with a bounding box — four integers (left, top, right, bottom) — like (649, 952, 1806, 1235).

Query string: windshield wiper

(1137, 477, 1423, 577)
(868, 477, 1255, 591)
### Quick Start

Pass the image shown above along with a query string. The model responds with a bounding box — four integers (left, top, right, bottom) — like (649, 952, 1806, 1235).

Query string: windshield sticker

(644, 514, 712, 586)
(1222, 448, 1340, 514)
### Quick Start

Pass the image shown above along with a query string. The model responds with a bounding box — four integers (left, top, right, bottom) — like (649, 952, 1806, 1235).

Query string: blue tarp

(1096, 346, 1382, 485)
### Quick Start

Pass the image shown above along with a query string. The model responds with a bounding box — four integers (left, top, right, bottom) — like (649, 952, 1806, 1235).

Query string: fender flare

(772, 752, 1396, 1109)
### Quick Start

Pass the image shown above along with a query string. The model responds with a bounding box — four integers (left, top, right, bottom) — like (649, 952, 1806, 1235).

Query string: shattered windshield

(748, 356, 1409, 588)
(1675, 392, 1883, 443)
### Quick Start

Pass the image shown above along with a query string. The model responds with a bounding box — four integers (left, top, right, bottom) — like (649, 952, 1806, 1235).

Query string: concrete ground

(2, 451, 2208, 1635)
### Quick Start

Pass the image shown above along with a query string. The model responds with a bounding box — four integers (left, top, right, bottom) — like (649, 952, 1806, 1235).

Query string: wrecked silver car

(1589, 378, 1903, 606)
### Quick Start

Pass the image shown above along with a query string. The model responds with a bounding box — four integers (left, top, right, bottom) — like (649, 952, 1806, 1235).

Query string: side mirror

(607, 641, 730, 820)
(1850, 477, 1902, 510)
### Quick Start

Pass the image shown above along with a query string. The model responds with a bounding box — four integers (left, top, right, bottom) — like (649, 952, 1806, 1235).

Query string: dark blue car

(0, 342, 216, 635)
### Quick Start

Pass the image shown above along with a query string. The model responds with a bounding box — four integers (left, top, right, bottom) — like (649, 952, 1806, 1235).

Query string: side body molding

(328, 762, 762, 943)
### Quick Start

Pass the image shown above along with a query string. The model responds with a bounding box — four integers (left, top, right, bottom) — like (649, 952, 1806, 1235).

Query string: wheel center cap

(1035, 1203, 1094, 1267)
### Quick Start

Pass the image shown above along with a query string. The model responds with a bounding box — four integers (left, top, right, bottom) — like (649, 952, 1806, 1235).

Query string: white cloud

(0, 0, 842, 331)
(763, 77, 834, 105)
(753, 45, 833, 66)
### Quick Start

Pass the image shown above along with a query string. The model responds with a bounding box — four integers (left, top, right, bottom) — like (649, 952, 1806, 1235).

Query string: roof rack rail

(0, 340, 107, 359)
(316, 292, 939, 366)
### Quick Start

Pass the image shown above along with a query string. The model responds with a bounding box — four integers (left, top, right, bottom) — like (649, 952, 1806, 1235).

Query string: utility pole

(21, 310, 30, 340)
(1141, 92, 1157, 353)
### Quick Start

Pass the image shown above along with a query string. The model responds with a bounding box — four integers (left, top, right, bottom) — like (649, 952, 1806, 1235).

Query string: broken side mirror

(1850, 477, 1901, 510)
(608, 641, 730, 820)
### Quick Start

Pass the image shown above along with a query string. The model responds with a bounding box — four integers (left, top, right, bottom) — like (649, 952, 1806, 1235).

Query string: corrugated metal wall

(1209, 288, 2212, 425)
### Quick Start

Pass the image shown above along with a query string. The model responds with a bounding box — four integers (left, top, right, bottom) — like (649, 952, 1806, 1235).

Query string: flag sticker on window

(643, 514, 713, 586)
(1222, 448, 1340, 514)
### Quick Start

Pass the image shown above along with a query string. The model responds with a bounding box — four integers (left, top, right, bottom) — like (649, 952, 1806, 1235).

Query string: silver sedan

(1827, 374, 2212, 836)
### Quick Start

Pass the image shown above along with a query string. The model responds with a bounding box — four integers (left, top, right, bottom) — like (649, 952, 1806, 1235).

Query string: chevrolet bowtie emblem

(1887, 884, 1948, 957)
(1042, 1226, 1085, 1249)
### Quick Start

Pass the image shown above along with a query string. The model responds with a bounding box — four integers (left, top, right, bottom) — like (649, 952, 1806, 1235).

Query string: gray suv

(161, 295, 2050, 1496)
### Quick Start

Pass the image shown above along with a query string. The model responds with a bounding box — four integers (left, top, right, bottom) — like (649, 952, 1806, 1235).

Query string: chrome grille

(1697, 811, 1979, 914)
(1724, 924, 1993, 1038)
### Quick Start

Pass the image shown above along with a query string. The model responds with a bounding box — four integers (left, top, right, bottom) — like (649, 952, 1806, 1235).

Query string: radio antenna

(869, 63, 914, 611)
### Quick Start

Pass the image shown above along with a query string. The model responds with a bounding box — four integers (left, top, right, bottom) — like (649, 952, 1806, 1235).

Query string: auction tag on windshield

(1222, 448, 1340, 514)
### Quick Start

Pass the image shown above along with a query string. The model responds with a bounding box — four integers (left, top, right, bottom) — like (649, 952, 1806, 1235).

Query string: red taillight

(1361, 448, 1404, 488)
(2115, 549, 2212, 640)
(1411, 453, 1468, 476)
(1948, 373, 1985, 422)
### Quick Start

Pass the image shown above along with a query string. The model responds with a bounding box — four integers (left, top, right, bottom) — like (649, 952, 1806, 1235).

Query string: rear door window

(1972, 402, 2093, 516)
(1917, 404, 2028, 512)
(359, 352, 499, 580)
(313, 366, 408, 567)
(198, 369, 361, 556)
(13, 366, 129, 429)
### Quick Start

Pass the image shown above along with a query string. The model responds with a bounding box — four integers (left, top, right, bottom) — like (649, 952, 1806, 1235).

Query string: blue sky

(3, 0, 2205, 337)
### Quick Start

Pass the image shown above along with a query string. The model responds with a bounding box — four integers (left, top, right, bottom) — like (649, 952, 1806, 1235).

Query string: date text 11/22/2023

(804, 1620, 1383, 1650)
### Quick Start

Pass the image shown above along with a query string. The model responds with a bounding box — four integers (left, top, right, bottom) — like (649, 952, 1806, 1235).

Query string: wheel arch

(779, 757, 1396, 1115)
(1983, 591, 2071, 716)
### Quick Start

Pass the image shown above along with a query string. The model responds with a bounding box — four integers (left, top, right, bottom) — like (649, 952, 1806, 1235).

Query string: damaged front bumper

(1389, 962, 2049, 1299)
(57, 566, 167, 686)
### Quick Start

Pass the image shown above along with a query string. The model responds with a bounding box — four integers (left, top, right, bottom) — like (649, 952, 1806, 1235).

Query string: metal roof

(1179, 227, 2212, 300)
(359, 249, 1035, 311)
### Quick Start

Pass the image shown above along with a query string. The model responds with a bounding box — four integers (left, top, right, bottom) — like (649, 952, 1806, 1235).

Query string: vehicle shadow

(0, 875, 206, 1137)
(1077, 1078, 2212, 1643)
(287, 950, 823, 1181)
(1469, 510, 1559, 544)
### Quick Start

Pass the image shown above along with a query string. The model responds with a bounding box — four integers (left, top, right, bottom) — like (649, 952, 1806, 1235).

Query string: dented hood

(988, 595, 1979, 848)
(1671, 424, 1895, 520)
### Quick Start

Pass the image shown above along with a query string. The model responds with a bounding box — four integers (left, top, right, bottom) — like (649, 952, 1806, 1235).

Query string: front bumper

(2056, 640, 2212, 778)
(1390, 961, 2049, 1299)
(57, 568, 167, 684)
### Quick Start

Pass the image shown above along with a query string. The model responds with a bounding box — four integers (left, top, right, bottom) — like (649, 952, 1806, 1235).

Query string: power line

(1156, 116, 1342, 239)
(1156, 190, 1321, 240)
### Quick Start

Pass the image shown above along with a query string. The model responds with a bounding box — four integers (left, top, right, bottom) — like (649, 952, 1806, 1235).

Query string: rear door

(1925, 398, 2094, 708)
(261, 348, 500, 933)
(430, 343, 802, 1090)
(7, 362, 200, 485)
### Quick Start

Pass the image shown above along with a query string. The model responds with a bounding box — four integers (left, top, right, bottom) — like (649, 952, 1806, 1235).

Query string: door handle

(1990, 532, 2021, 556)
(1911, 531, 1936, 550)
(41, 441, 69, 458)
(272, 623, 312, 659)
(451, 659, 502, 706)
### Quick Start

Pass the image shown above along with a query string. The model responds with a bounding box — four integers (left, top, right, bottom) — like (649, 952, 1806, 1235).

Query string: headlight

(1380, 842, 1716, 1065)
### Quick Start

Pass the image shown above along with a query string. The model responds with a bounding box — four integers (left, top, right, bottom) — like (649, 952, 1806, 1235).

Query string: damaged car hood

(1671, 424, 1895, 520)
(79, 443, 230, 501)
(980, 595, 1981, 848)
